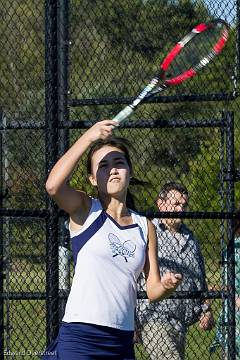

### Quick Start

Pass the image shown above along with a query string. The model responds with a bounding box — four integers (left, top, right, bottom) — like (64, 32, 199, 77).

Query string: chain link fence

(0, 0, 240, 359)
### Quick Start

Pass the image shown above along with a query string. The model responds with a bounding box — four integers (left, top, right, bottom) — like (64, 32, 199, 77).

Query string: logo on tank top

(108, 233, 136, 262)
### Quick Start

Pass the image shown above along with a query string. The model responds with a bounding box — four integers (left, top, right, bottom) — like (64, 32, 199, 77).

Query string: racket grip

(112, 106, 134, 124)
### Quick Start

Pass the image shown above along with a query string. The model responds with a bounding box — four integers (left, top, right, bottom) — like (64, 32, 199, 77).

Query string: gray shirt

(137, 219, 207, 328)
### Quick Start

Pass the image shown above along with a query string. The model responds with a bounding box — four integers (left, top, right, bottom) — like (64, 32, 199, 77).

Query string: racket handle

(112, 105, 134, 124)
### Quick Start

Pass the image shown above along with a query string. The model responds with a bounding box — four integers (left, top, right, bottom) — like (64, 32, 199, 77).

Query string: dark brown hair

(86, 136, 136, 209)
(157, 182, 188, 201)
(87, 137, 132, 175)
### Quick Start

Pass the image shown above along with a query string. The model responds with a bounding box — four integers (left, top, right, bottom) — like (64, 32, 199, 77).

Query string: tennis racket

(112, 19, 229, 124)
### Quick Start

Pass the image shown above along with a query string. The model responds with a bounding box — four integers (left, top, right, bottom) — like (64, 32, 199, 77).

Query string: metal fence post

(57, 0, 70, 320)
(224, 111, 236, 360)
(45, 0, 59, 345)
(0, 109, 4, 359)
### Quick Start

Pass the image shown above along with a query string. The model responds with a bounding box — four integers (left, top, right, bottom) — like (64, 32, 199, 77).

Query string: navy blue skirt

(42, 322, 135, 359)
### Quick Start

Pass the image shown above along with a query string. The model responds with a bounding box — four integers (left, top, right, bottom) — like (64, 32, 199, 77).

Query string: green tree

(0, 0, 45, 118)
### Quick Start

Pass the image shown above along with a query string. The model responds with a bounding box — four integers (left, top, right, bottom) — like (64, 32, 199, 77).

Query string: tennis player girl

(44, 120, 182, 359)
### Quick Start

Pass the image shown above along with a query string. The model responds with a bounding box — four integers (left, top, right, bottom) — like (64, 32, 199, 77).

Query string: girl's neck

(102, 198, 133, 226)
(99, 194, 129, 217)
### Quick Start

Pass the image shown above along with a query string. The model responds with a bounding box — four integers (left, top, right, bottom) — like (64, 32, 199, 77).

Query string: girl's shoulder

(69, 197, 103, 236)
(130, 209, 149, 239)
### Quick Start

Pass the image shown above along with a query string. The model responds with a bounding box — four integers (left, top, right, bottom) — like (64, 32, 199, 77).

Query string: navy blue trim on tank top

(71, 210, 139, 267)
(71, 211, 107, 266)
(105, 212, 138, 230)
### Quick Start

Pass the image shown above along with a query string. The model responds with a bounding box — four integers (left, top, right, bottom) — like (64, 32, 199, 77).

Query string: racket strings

(164, 23, 227, 79)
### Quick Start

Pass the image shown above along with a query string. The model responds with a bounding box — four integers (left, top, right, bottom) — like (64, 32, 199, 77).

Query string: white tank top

(62, 198, 148, 330)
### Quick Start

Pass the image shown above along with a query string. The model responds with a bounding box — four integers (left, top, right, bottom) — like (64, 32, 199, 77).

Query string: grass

(4, 300, 46, 359)
(3, 259, 46, 358)
(186, 321, 221, 360)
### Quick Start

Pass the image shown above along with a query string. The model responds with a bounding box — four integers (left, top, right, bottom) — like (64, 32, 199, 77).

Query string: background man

(136, 182, 214, 360)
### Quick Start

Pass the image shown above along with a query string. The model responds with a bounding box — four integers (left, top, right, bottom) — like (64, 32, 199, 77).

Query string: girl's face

(89, 145, 131, 197)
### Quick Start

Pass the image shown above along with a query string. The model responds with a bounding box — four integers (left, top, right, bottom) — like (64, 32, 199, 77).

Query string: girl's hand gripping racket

(112, 19, 229, 124)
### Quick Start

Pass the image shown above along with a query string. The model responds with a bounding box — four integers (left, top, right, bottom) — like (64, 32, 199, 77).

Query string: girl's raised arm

(45, 120, 117, 216)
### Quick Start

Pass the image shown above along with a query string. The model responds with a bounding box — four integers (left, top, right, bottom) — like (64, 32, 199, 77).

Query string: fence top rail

(0, 118, 226, 130)
(61, 118, 224, 129)
(68, 92, 237, 107)
(0, 290, 228, 300)
(0, 209, 239, 220)
(0, 120, 45, 130)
